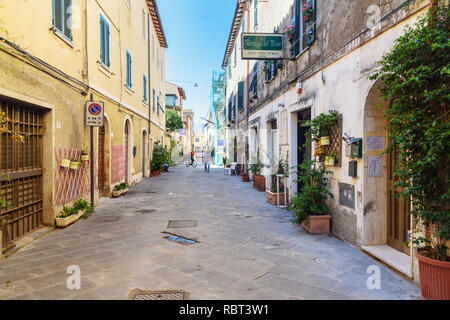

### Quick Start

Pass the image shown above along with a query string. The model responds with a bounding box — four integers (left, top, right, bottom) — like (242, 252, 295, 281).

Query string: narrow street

(0, 166, 419, 300)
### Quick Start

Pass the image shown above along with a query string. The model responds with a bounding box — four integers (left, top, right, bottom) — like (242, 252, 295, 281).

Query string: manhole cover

(143, 191, 156, 194)
(162, 232, 197, 245)
(128, 289, 190, 300)
(167, 220, 197, 228)
(136, 209, 157, 214)
(95, 216, 121, 223)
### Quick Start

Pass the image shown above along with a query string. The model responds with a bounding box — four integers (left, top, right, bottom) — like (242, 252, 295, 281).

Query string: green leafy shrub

(166, 110, 183, 132)
(58, 198, 93, 218)
(151, 144, 172, 171)
(288, 159, 332, 224)
(305, 110, 340, 138)
(370, 4, 449, 261)
(113, 182, 129, 191)
(270, 158, 289, 193)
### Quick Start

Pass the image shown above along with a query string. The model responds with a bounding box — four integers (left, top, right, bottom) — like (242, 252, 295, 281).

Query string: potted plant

(267, 158, 289, 205)
(284, 24, 295, 40)
(325, 152, 336, 166)
(81, 150, 89, 162)
(60, 158, 71, 168)
(288, 159, 332, 234)
(55, 198, 93, 228)
(370, 5, 449, 300)
(70, 159, 80, 170)
(112, 182, 129, 197)
(302, 3, 313, 22)
(240, 164, 249, 182)
(306, 110, 340, 147)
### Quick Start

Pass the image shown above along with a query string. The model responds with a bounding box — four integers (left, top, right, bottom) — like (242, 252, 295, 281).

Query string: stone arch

(362, 79, 390, 246)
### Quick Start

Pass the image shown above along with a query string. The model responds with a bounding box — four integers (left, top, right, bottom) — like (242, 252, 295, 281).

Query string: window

(264, 60, 277, 82)
(143, 74, 147, 102)
(99, 14, 110, 68)
(157, 95, 160, 115)
(254, 0, 258, 29)
(290, 0, 316, 59)
(242, 12, 246, 33)
(52, 0, 72, 41)
(126, 50, 132, 88)
(238, 81, 244, 112)
(166, 95, 176, 107)
(153, 89, 156, 111)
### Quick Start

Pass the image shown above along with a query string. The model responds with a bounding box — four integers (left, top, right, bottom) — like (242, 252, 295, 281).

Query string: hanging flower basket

(81, 154, 89, 162)
(284, 25, 295, 39)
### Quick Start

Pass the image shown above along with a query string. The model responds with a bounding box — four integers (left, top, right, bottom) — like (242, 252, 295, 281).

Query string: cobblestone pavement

(0, 166, 419, 300)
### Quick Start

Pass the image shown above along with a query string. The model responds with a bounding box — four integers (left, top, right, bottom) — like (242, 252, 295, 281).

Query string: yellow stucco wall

(0, 0, 166, 224)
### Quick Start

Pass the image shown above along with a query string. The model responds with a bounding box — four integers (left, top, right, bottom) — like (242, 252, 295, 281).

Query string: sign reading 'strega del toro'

(241, 33, 284, 60)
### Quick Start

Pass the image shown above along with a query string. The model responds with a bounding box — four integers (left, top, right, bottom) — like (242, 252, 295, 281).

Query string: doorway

(98, 126, 105, 196)
(0, 98, 44, 246)
(387, 143, 411, 255)
(142, 131, 146, 177)
(124, 120, 130, 184)
(297, 109, 311, 192)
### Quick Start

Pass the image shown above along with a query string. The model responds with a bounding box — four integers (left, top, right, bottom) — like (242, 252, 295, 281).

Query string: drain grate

(167, 220, 197, 228)
(162, 232, 197, 245)
(128, 289, 190, 300)
(95, 216, 121, 223)
(136, 209, 157, 214)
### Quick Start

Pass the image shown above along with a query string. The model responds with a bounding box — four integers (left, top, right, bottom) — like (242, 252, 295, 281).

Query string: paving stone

(0, 166, 419, 300)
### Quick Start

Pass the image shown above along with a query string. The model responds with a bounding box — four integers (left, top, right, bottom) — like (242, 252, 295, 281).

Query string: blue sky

(158, 0, 236, 132)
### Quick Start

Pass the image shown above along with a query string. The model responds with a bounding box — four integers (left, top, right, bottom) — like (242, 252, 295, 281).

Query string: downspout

(147, 12, 152, 137)
(84, 0, 89, 90)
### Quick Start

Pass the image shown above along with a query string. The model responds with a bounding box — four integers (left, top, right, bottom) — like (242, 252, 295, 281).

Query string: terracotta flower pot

(253, 174, 266, 192)
(301, 215, 331, 234)
(241, 175, 249, 182)
(415, 249, 450, 300)
(266, 191, 288, 206)
(287, 33, 295, 40)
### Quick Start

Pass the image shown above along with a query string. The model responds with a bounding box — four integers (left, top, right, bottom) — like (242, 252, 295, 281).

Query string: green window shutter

(63, 0, 72, 40)
(126, 51, 132, 88)
(153, 89, 155, 111)
(238, 81, 244, 111)
(100, 17, 105, 64)
(53, 0, 63, 32)
(305, 0, 316, 46)
(105, 22, 110, 67)
(143, 75, 147, 101)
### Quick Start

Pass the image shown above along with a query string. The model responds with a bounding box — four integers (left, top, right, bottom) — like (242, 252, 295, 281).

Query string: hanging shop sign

(241, 33, 284, 60)
(85, 101, 105, 127)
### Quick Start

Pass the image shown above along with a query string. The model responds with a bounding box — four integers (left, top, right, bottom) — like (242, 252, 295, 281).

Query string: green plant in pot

(288, 158, 332, 234)
(306, 110, 340, 146)
(325, 152, 337, 166)
(370, 4, 449, 300)
(250, 149, 266, 192)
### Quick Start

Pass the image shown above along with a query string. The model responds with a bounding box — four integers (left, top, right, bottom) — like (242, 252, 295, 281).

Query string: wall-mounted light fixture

(296, 80, 303, 94)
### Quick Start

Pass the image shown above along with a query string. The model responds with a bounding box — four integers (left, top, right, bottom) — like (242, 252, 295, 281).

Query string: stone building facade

(222, 0, 430, 282)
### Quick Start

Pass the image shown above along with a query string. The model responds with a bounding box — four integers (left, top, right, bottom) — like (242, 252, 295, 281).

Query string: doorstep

(1, 227, 53, 262)
(362, 244, 412, 278)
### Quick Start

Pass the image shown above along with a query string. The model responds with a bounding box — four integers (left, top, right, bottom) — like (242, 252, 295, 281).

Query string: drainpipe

(147, 13, 152, 137)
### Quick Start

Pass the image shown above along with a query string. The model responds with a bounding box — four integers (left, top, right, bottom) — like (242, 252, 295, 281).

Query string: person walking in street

(203, 149, 211, 172)
(190, 150, 195, 166)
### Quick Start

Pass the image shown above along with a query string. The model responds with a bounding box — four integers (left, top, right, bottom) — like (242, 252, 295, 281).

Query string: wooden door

(142, 132, 146, 177)
(0, 99, 43, 248)
(124, 122, 129, 183)
(98, 126, 105, 196)
(387, 144, 411, 255)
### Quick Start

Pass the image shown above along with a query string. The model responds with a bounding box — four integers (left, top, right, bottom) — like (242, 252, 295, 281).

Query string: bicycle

(185, 160, 197, 168)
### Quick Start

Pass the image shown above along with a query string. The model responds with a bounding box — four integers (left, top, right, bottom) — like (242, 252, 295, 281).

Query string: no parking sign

(85, 101, 104, 127)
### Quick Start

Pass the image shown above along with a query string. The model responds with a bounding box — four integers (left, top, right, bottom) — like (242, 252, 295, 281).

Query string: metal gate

(1, 98, 44, 247)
